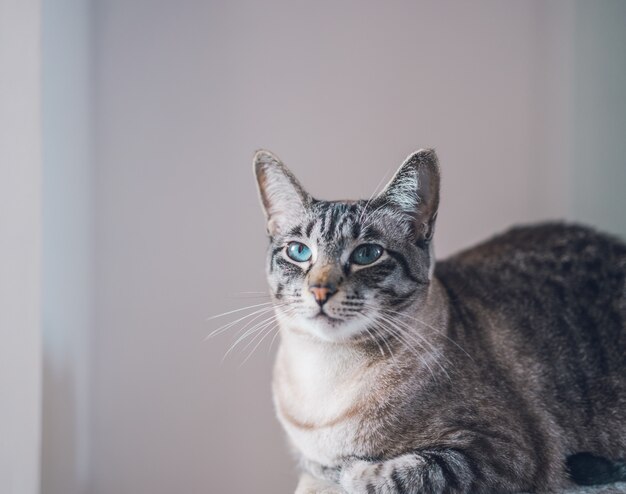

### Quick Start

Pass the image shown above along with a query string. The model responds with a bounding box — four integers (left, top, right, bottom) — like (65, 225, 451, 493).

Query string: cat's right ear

(376, 148, 441, 244)
(253, 150, 310, 236)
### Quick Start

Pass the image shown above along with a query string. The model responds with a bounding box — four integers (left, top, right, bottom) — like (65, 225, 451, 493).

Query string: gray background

(0, 1, 42, 492)
(39, 1, 626, 493)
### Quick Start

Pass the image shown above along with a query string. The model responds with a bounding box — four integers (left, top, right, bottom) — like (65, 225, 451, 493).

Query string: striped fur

(254, 149, 626, 493)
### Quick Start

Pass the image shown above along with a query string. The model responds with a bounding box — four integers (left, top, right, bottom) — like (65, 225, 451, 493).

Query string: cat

(252, 148, 626, 493)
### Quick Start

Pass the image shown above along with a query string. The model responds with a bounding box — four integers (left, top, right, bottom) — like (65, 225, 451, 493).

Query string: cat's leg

(296, 457, 345, 494)
(339, 450, 474, 494)
(295, 472, 346, 494)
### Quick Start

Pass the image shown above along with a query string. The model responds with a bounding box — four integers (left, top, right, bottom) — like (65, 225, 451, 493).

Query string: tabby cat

(252, 148, 626, 493)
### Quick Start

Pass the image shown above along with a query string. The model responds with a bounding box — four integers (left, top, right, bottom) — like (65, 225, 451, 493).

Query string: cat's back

(435, 223, 626, 453)
(436, 222, 626, 311)
(435, 223, 626, 349)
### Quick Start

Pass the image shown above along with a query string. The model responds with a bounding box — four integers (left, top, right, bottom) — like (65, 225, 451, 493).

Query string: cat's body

(253, 149, 626, 493)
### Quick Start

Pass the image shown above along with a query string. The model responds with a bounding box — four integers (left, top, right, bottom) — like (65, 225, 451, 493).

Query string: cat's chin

(285, 314, 368, 343)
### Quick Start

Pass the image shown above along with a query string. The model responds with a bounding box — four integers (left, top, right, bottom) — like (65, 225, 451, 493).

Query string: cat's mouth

(296, 307, 368, 341)
(312, 311, 342, 323)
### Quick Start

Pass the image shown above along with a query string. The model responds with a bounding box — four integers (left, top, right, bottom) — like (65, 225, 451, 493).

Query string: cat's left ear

(253, 149, 311, 236)
(377, 148, 440, 243)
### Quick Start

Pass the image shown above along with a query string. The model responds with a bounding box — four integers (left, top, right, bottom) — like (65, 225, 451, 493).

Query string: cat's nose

(309, 284, 337, 306)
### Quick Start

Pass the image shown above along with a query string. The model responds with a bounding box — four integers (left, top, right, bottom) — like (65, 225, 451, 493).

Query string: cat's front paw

(340, 455, 426, 493)
(295, 472, 346, 494)
(340, 450, 472, 494)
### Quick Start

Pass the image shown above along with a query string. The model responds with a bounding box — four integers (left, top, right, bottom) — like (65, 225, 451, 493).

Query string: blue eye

(351, 244, 383, 265)
(286, 242, 312, 262)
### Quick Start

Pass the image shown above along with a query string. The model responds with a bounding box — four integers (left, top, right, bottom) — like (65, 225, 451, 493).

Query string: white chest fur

(273, 333, 384, 465)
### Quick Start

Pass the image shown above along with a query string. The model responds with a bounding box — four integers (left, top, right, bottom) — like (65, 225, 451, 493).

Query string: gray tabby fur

(253, 149, 626, 493)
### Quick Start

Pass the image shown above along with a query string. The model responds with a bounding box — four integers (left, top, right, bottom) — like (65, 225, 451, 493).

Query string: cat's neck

(273, 278, 452, 458)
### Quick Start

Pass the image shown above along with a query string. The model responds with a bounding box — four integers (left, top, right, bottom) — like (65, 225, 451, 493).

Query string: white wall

(41, 1, 94, 493)
(0, 1, 43, 493)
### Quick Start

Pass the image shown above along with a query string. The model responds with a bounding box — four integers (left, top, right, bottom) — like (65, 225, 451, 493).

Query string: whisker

(374, 314, 439, 380)
(268, 330, 281, 354)
(377, 311, 452, 380)
(358, 312, 401, 370)
(239, 314, 281, 354)
(206, 304, 281, 340)
(226, 306, 279, 341)
(241, 307, 298, 364)
(360, 201, 390, 229)
(206, 301, 274, 321)
(358, 300, 469, 369)
(362, 322, 386, 358)
(267, 307, 297, 354)
(241, 321, 281, 365)
(382, 308, 474, 362)
(221, 312, 281, 361)
(221, 304, 300, 363)
(359, 303, 452, 380)
(358, 168, 392, 224)
(206, 310, 268, 341)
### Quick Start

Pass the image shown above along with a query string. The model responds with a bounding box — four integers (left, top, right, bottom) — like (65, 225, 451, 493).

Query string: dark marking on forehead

(322, 203, 355, 242)
(288, 225, 302, 237)
(324, 206, 342, 241)
(335, 203, 357, 238)
(362, 225, 383, 241)
(305, 219, 316, 237)
(318, 202, 330, 234)
(351, 221, 361, 239)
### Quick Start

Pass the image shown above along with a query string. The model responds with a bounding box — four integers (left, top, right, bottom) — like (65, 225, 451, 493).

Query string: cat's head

(253, 149, 440, 342)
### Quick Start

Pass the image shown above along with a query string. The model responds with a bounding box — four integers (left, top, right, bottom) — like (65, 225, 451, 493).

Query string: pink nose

(309, 285, 336, 306)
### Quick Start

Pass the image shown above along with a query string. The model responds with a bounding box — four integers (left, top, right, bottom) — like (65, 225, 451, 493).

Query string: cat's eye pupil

(351, 244, 383, 265)
(286, 241, 312, 262)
